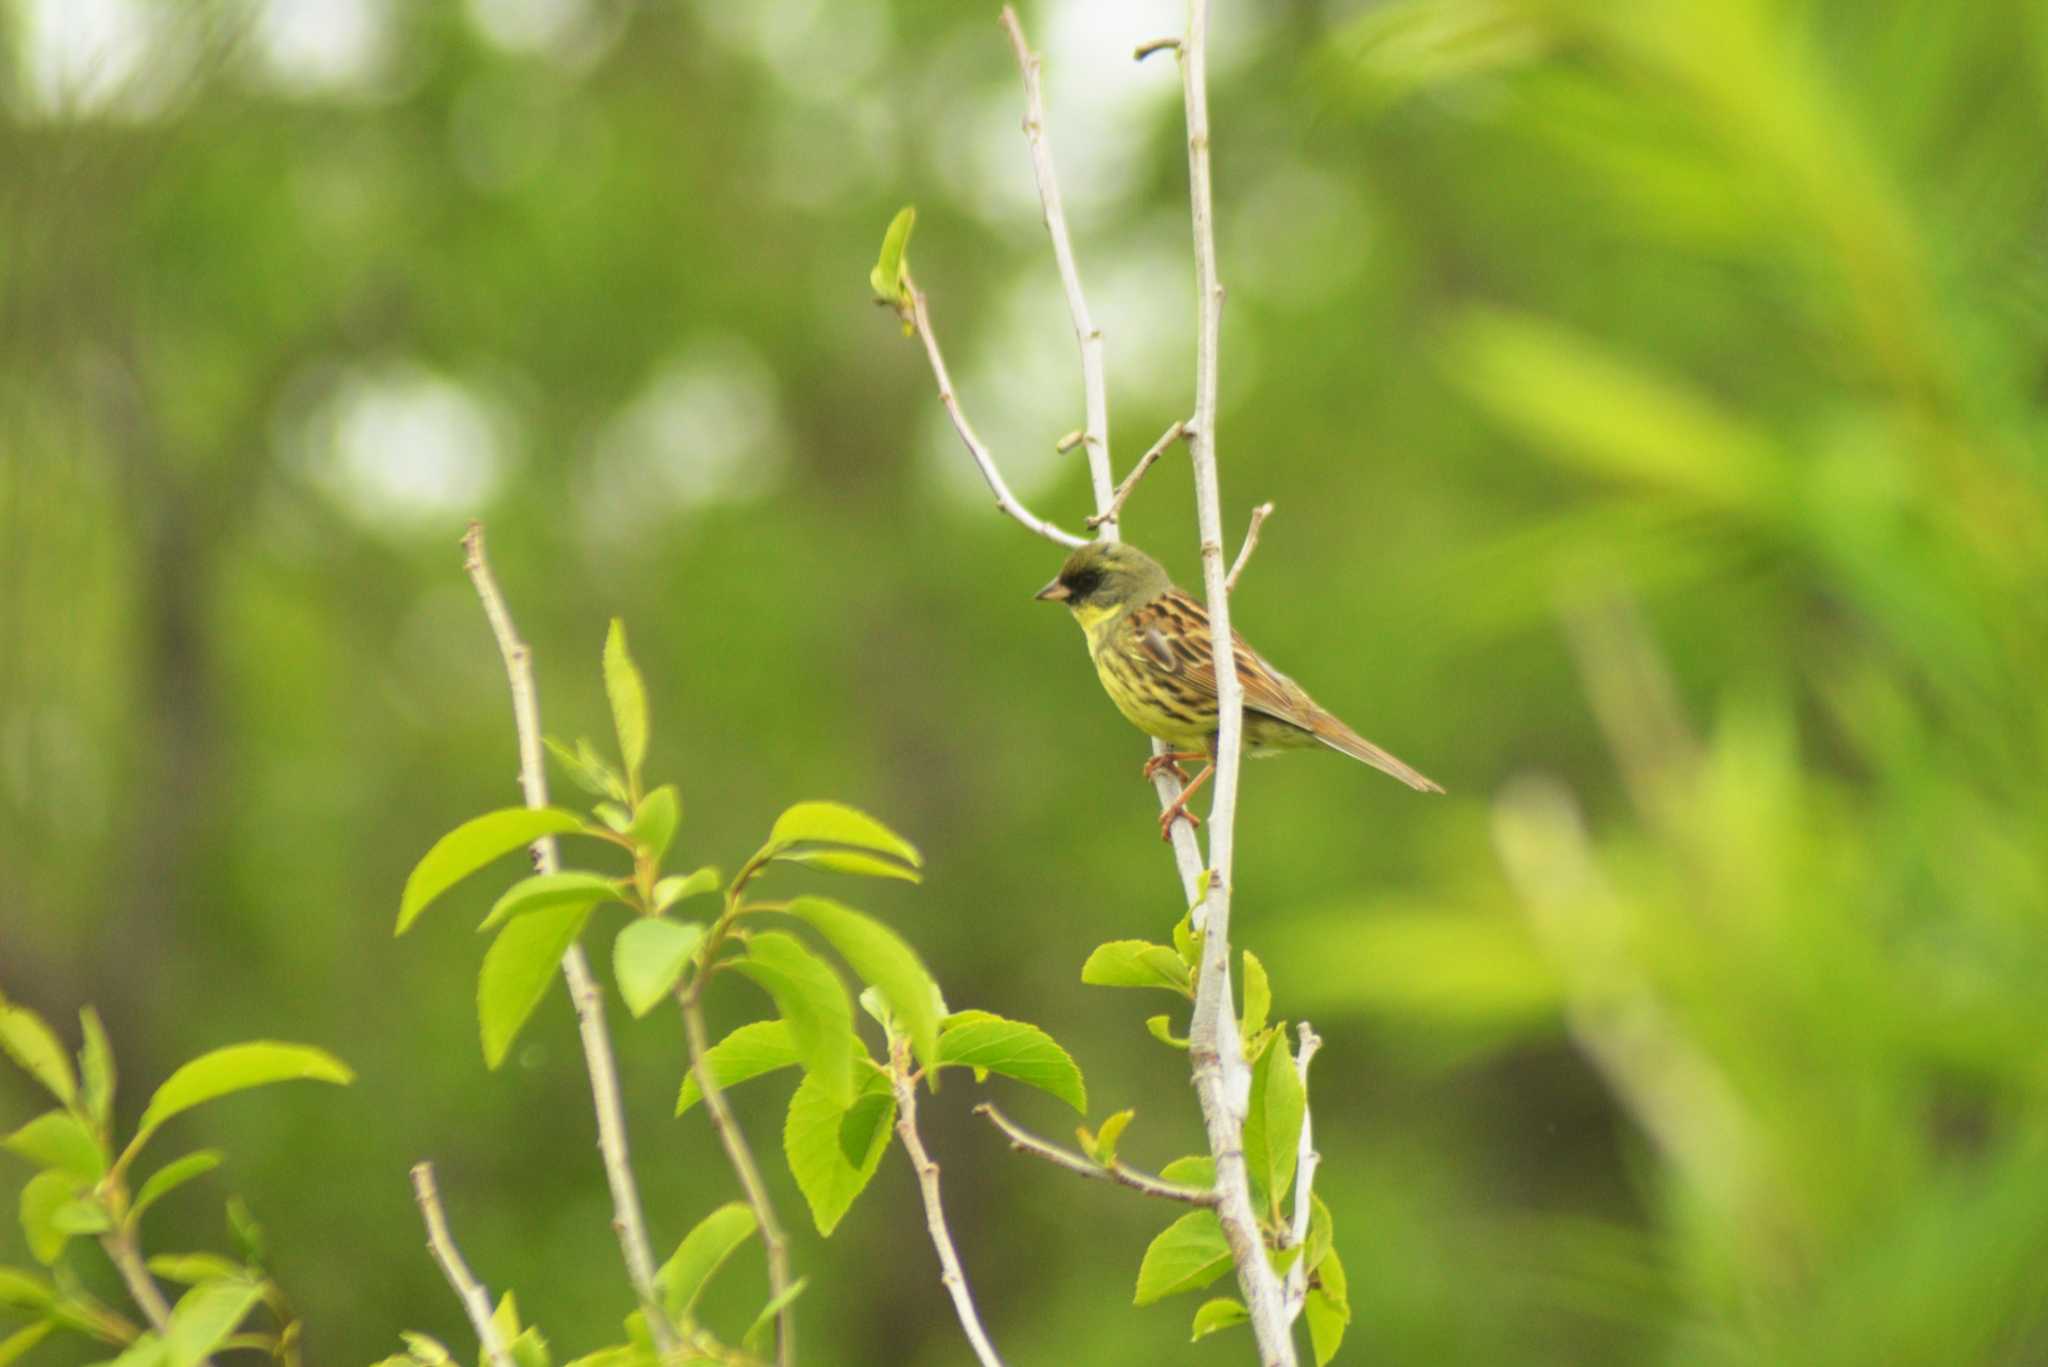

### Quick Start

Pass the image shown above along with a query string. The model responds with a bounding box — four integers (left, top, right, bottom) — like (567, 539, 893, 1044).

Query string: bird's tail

(1313, 717, 1445, 794)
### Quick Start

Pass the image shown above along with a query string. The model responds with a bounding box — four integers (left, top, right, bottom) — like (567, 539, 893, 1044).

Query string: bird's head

(1034, 541, 1172, 627)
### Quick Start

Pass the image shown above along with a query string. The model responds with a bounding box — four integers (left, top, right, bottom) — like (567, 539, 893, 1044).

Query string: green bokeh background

(5, 0, 2047, 1362)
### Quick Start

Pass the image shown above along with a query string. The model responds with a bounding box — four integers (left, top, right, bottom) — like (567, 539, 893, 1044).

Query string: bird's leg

(1156, 761, 1216, 841)
(1141, 750, 1207, 783)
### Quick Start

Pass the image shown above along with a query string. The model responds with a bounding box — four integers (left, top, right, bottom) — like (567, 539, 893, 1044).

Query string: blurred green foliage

(3, 0, 2046, 1362)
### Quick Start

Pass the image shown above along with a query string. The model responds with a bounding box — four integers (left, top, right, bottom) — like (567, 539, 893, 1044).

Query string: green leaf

(676, 1022, 800, 1116)
(132, 1045, 353, 1156)
(627, 787, 680, 862)
(1305, 1194, 1334, 1274)
(594, 802, 631, 833)
(400, 1331, 454, 1365)
(740, 1276, 808, 1358)
(560, 1347, 650, 1367)
(613, 918, 705, 1018)
(783, 897, 942, 1070)
(1306, 1248, 1350, 1366)
(836, 1084, 895, 1168)
(78, 1007, 115, 1132)
(1172, 911, 1200, 967)
(397, 808, 587, 934)
(478, 872, 622, 933)
(490, 1289, 522, 1342)
(763, 802, 923, 883)
(3, 1112, 104, 1179)
(544, 736, 615, 798)
(1090, 1109, 1134, 1166)
(224, 1196, 264, 1264)
(653, 867, 720, 912)
(783, 1069, 891, 1235)
(165, 1278, 263, 1367)
(1133, 1210, 1233, 1305)
(1190, 1297, 1248, 1341)
(603, 619, 650, 783)
(1243, 1029, 1305, 1219)
(733, 933, 857, 1108)
(1081, 942, 1192, 995)
(0, 1322, 51, 1367)
(508, 1327, 550, 1367)
(49, 1197, 110, 1234)
(19, 1169, 85, 1264)
(147, 1254, 245, 1285)
(1240, 951, 1271, 1041)
(1145, 1015, 1188, 1049)
(0, 1266, 54, 1311)
(868, 205, 916, 302)
(655, 1203, 757, 1320)
(934, 1014, 1086, 1113)
(479, 903, 594, 1068)
(1159, 1155, 1214, 1188)
(0, 998, 76, 1106)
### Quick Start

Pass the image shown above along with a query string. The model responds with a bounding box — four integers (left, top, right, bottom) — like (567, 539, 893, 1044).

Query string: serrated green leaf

(490, 1289, 521, 1342)
(1172, 912, 1200, 967)
(655, 1203, 757, 1320)
(740, 1276, 808, 1358)
(1133, 1210, 1232, 1305)
(3, 1111, 104, 1179)
(0, 998, 76, 1107)
(19, 1169, 85, 1264)
(627, 786, 679, 862)
(0, 1266, 54, 1311)
(78, 1007, 115, 1133)
(49, 1197, 110, 1234)
(1081, 942, 1192, 995)
(783, 897, 942, 1070)
(1092, 1109, 1134, 1166)
(934, 1015, 1086, 1113)
(1266, 1242, 1304, 1277)
(784, 1070, 891, 1235)
(129, 1152, 221, 1228)
(1306, 1194, 1334, 1273)
(544, 737, 613, 798)
(733, 933, 857, 1107)
(0, 1322, 51, 1367)
(508, 1326, 550, 1367)
(130, 1046, 351, 1159)
(836, 1084, 895, 1168)
(764, 803, 922, 883)
(653, 867, 720, 911)
(868, 205, 915, 301)
(770, 845, 922, 882)
(603, 620, 651, 783)
(1240, 951, 1271, 1041)
(676, 1021, 800, 1116)
(1243, 1029, 1304, 1219)
(147, 1254, 245, 1286)
(1190, 1297, 1248, 1341)
(1159, 1155, 1214, 1188)
(479, 904, 594, 1068)
(1306, 1248, 1350, 1365)
(1145, 1015, 1188, 1049)
(401, 1331, 455, 1365)
(397, 808, 587, 934)
(478, 873, 621, 934)
(165, 1279, 262, 1367)
(613, 918, 705, 1018)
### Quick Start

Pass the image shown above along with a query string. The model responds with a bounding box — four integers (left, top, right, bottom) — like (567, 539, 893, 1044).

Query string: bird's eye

(1066, 569, 1103, 601)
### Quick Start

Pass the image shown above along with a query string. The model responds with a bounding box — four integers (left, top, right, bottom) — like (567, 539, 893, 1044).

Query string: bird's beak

(1034, 578, 1072, 603)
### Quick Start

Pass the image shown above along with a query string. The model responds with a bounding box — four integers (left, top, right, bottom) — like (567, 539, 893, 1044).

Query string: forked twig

(975, 1104, 1219, 1208)
(410, 1163, 513, 1367)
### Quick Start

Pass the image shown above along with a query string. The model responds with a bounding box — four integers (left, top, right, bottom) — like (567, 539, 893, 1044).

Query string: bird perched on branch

(1036, 541, 1441, 839)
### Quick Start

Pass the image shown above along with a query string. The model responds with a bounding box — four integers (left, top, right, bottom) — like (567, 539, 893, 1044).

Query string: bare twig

(680, 996, 795, 1367)
(1134, 37, 1182, 61)
(1225, 501, 1275, 593)
(893, 1048, 1005, 1367)
(409, 1163, 513, 1367)
(975, 1104, 1219, 1208)
(100, 1227, 201, 1362)
(1001, 6, 1117, 538)
(1087, 420, 1192, 528)
(460, 522, 678, 1356)
(1174, 0, 1296, 1358)
(1280, 1024, 1323, 1321)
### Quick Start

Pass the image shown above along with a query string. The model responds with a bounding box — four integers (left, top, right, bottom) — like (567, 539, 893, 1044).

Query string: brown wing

(1128, 590, 1444, 794)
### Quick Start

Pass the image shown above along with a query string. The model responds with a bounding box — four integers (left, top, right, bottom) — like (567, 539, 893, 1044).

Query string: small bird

(1035, 541, 1441, 838)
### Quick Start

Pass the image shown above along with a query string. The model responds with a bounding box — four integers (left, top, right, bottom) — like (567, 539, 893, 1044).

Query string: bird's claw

(1141, 750, 1205, 783)
(1157, 803, 1202, 841)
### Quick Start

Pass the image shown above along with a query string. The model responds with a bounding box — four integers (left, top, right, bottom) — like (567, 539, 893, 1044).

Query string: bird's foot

(1158, 800, 1202, 841)
(1141, 750, 1206, 783)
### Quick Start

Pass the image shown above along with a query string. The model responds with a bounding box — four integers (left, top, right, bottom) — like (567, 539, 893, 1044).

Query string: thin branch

(1001, 6, 1118, 539)
(99, 1228, 200, 1362)
(1177, 0, 1295, 1358)
(1280, 1024, 1323, 1321)
(975, 1104, 1218, 1208)
(1225, 501, 1275, 593)
(409, 1163, 513, 1367)
(1087, 420, 1191, 529)
(1134, 37, 1182, 61)
(460, 522, 678, 1356)
(903, 279, 1088, 549)
(893, 1048, 1005, 1367)
(680, 996, 795, 1367)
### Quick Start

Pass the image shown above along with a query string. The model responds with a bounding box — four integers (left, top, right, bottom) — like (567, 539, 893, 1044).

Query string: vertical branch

(1280, 1024, 1323, 1320)
(409, 1163, 514, 1367)
(1000, 6, 1115, 536)
(890, 1043, 1006, 1367)
(679, 996, 796, 1367)
(99, 1227, 203, 1363)
(1175, 2, 1296, 1361)
(460, 523, 678, 1356)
